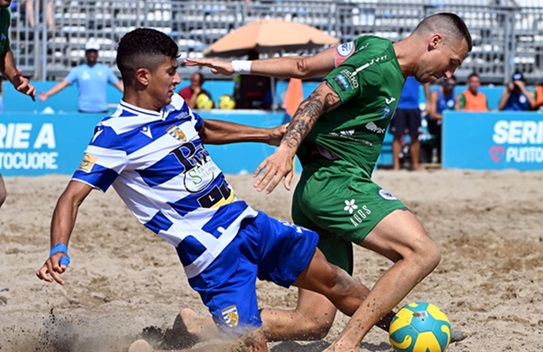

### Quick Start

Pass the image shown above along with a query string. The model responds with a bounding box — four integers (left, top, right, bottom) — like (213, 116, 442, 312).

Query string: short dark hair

(468, 72, 480, 80)
(414, 13, 473, 52)
(117, 28, 179, 87)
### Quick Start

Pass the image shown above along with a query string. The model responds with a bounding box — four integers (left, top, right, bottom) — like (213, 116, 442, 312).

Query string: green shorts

(292, 159, 406, 274)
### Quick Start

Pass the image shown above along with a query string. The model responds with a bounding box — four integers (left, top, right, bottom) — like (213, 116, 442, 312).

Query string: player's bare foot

(179, 307, 219, 340)
(128, 339, 153, 352)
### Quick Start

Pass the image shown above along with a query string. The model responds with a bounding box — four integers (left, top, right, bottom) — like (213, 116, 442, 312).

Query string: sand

(0, 169, 542, 351)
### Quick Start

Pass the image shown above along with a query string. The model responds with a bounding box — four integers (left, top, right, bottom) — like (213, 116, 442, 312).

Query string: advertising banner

(443, 111, 543, 170)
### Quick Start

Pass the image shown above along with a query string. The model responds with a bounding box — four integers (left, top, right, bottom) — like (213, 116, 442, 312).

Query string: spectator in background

(498, 72, 535, 111)
(234, 50, 272, 110)
(427, 75, 458, 163)
(39, 40, 123, 113)
(458, 72, 488, 112)
(389, 77, 429, 171)
(534, 80, 543, 111)
(1, 0, 37, 208)
(178, 72, 213, 109)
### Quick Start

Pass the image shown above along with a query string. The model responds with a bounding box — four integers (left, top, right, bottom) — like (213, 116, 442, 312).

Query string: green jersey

(298, 36, 405, 177)
(0, 8, 10, 55)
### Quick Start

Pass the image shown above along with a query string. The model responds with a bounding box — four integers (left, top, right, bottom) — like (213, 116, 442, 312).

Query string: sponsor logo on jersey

(221, 305, 239, 328)
(166, 124, 187, 142)
(344, 199, 358, 214)
(340, 69, 359, 89)
(378, 189, 397, 200)
(380, 105, 392, 119)
(344, 199, 372, 227)
(365, 122, 386, 134)
(78, 153, 97, 173)
(333, 74, 351, 91)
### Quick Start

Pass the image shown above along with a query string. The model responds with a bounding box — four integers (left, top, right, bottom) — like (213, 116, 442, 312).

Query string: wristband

(50, 243, 68, 257)
(50, 243, 71, 267)
(232, 60, 252, 74)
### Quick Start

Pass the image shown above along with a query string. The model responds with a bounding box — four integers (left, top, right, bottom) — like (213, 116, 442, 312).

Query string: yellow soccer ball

(196, 93, 214, 110)
(389, 302, 451, 352)
(218, 94, 236, 110)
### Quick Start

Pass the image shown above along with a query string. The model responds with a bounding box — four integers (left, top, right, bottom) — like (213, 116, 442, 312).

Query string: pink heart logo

(489, 146, 505, 162)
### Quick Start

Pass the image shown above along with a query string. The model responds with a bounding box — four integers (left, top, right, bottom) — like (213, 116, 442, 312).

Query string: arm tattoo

(282, 82, 342, 149)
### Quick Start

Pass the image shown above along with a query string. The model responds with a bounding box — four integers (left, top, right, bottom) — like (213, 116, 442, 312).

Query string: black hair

(414, 13, 473, 52)
(116, 28, 179, 87)
(468, 72, 480, 80)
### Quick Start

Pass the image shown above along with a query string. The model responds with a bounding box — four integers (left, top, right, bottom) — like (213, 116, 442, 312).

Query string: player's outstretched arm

(36, 180, 93, 285)
(185, 45, 336, 80)
(253, 81, 341, 194)
(199, 119, 286, 146)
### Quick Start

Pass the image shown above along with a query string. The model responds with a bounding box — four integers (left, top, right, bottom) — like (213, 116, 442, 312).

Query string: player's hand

(253, 146, 295, 193)
(36, 253, 69, 285)
(184, 58, 234, 76)
(14, 69, 36, 101)
(38, 92, 48, 102)
(267, 123, 288, 146)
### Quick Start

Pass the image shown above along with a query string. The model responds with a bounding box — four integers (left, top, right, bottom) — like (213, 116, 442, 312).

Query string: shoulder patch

(335, 41, 355, 67)
(78, 153, 98, 173)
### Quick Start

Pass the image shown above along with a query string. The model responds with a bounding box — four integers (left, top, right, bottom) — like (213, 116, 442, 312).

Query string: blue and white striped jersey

(73, 94, 258, 278)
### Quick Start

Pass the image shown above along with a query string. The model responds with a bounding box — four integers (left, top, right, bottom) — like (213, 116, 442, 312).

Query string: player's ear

(135, 68, 150, 86)
(428, 34, 443, 51)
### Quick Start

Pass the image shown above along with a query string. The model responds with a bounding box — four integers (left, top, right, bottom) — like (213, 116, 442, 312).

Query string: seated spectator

(458, 72, 488, 112)
(498, 72, 535, 111)
(234, 50, 272, 110)
(178, 72, 213, 109)
(427, 76, 458, 163)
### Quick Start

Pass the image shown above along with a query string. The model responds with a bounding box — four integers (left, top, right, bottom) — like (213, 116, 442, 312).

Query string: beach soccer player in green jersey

(0, 0, 36, 209)
(185, 12, 471, 351)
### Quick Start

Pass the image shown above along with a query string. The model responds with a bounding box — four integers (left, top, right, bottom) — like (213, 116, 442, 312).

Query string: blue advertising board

(443, 111, 543, 170)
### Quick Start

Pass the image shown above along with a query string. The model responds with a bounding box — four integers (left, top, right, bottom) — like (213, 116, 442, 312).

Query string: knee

(412, 239, 441, 274)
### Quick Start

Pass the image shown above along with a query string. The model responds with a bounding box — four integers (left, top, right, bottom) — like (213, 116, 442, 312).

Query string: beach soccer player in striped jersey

(35, 28, 386, 352)
(0, 0, 36, 209)
(186, 12, 472, 351)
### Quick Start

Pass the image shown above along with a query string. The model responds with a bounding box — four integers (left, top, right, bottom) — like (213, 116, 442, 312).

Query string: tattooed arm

(253, 81, 341, 193)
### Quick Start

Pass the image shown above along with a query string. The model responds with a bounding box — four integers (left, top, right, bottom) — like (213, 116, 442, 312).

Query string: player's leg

(329, 208, 440, 350)
(179, 222, 270, 351)
(390, 109, 408, 170)
(0, 174, 7, 208)
(407, 108, 422, 171)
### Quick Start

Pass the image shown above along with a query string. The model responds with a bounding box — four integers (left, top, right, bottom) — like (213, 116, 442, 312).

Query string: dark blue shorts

(187, 212, 318, 336)
(389, 108, 422, 136)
